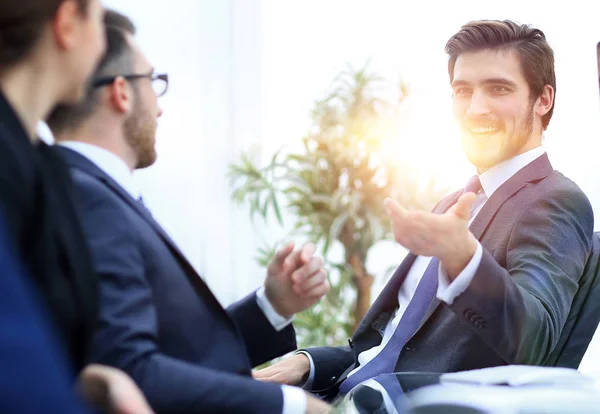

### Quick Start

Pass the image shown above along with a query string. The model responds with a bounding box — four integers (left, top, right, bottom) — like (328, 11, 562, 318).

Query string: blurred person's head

(47, 9, 166, 170)
(0, 0, 106, 136)
(445, 20, 555, 172)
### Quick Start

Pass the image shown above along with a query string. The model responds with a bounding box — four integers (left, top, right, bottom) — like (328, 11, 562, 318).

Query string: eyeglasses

(92, 72, 169, 97)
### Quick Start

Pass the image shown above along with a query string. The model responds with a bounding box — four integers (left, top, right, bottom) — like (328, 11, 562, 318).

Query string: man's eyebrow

(452, 78, 517, 88)
(480, 78, 518, 87)
(451, 80, 470, 88)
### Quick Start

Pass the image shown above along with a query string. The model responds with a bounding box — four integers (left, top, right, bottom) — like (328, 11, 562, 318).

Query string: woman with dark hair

(0, 2, 156, 412)
(0, 0, 105, 371)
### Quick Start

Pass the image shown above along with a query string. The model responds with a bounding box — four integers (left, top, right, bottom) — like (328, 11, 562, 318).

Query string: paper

(440, 365, 590, 387)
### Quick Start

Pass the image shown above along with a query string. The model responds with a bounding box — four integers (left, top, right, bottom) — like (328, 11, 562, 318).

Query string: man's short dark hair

(0, 0, 90, 69)
(47, 9, 137, 136)
(445, 20, 556, 130)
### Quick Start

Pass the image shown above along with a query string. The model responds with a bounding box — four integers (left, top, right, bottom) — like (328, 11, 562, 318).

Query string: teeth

(470, 126, 499, 133)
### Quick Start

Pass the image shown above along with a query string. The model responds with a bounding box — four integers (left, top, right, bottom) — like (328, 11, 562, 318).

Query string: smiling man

(253, 19, 595, 400)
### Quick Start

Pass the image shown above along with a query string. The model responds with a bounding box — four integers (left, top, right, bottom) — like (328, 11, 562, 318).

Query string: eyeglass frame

(92, 72, 169, 97)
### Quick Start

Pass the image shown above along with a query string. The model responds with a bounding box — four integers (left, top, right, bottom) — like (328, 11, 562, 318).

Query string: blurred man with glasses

(47, 8, 331, 414)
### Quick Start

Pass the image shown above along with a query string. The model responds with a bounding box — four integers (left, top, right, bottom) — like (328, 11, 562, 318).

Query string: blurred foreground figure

(0, 2, 156, 413)
(0, 0, 104, 372)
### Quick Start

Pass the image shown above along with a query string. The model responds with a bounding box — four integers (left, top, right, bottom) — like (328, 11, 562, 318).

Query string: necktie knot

(463, 175, 482, 195)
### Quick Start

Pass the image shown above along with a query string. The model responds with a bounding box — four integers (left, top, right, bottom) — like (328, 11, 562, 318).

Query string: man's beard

(461, 99, 536, 171)
(123, 101, 157, 169)
(504, 100, 535, 159)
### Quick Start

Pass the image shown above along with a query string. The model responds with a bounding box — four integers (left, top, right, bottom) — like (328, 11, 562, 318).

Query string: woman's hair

(0, 0, 90, 68)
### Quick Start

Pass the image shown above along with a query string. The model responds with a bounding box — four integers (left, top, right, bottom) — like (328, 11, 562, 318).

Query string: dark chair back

(545, 232, 600, 368)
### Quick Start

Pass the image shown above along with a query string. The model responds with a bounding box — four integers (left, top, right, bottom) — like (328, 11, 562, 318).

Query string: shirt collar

(58, 141, 140, 199)
(479, 146, 547, 198)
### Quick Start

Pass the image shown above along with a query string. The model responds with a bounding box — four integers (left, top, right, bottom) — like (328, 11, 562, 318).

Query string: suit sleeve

(227, 292, 297, 367)
(448, 186, 594, 365)
(300, 346, 355, 391)
(73, 174, 286, 414)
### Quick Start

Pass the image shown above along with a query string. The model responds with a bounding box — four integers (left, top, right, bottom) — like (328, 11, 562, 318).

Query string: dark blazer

(0, 212, 91, 414)
(55, 146, 298, 414)
(0, 92, 97, 373)
(305, 154, 595, 395)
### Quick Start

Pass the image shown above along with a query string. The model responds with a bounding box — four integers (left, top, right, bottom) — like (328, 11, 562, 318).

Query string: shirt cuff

(281, 384, 307, 414)
(256, 287, 294, 331)
(436, 242, 483, 305)
(296, 351, 316, 389)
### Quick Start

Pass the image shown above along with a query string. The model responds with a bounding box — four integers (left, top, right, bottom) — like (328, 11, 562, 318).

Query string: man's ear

(535, 84, 554, 118)
(52, 0, 82, 50)
(108, 77, 133, 114)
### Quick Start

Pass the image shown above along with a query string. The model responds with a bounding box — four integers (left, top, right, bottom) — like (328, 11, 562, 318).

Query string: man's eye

(455, 88, 471, 95)
(492, 86, 508, 93)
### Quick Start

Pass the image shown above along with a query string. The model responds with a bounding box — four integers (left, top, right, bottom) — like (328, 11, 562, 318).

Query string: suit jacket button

(464, 308, 474, 319)
(330, 376, 337, 382)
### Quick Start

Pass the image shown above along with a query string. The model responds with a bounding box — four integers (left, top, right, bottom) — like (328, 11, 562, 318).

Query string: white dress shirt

(58, 141, 306, 414)
(303, 146, 547, 388)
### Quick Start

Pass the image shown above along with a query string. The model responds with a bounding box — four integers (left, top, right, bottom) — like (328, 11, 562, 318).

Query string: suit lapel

(469, 153, 553, 240)
(55, 147, 232, 323)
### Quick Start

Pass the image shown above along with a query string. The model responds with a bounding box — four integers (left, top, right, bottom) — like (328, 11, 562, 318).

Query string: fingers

(252, 355, 309, 386)
(253, 368, 295, 385)
(282, 243, 316, 273)
(384, 198, 405, 219)
(449, 192, 476, 220)
(294, 269, 329, 296)
(79, 365, 155, 414)
(78, 366, 111, 412)
(302, 276, 330, 298)
(254, 372, 295, 385)
(300, 243, 316, 263)
(252, 366, 275, 380)
(292, 256, 324, 284)
(273, 242, 295, 265)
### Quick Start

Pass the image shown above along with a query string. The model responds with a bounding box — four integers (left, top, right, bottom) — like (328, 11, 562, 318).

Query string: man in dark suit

(47, 10, 331, 414)
(253, 19, 595, 399)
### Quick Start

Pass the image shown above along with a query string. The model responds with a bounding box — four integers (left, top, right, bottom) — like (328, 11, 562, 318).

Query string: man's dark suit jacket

(0, 212, 91, 414)
(0, 92, 97, 373)
(56, 146, 298, 414)
(304, 154, 595, 395)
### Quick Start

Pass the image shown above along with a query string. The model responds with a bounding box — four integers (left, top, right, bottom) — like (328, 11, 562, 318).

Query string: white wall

(103, 0, 267, 306)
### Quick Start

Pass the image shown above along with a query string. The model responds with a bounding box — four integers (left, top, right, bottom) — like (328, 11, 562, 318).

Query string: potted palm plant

(229, 63, 444, 347)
